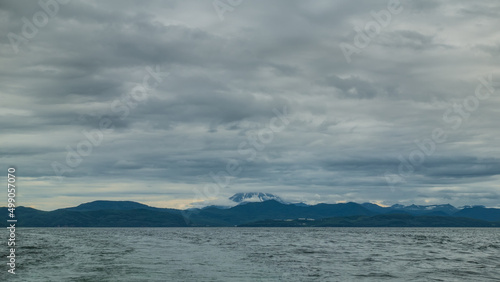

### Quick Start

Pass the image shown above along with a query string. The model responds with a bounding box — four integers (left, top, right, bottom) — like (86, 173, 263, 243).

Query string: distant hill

(2, 197, 500, 227)
(240, 214, 500, 228)
(63, 200, 181, 214)
(0, 206, 187, 227)
(361, 203, 389, 213)
(361, 203, 459, 215)
(453, 207, 500, 222)
(64, 200, 154, 211)
(188, 200, 374, 226)
(389, 204, 459, 215)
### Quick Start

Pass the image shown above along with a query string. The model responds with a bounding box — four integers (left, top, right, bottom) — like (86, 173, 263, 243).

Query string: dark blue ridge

(1, 199, 499, 227)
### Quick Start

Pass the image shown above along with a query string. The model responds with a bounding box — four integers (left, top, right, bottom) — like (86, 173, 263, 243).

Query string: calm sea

(2, 228, 499, 281)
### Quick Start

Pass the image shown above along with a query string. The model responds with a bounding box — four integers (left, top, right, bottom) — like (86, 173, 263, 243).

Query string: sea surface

(2, 228, 499, 281)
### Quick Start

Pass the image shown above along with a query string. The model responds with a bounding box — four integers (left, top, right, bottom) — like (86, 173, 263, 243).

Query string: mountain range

(2, 193, 500, 227)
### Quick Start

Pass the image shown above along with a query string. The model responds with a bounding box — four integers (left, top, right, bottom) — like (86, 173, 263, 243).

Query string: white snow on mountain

(229, 192, 286, 204)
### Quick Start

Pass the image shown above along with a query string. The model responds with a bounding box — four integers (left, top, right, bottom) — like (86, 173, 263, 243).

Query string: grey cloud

(1, 0, 500, 210)
(322, 75, 380, 99)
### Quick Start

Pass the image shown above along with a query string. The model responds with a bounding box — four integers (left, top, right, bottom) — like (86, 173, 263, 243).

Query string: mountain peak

(229, 192, 286, 204)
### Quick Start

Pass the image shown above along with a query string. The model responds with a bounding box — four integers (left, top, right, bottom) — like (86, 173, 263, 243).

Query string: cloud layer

(1, 0, 500, 210)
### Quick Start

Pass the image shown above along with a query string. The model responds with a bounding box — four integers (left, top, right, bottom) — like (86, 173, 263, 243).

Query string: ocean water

(2, 228, 499, 281)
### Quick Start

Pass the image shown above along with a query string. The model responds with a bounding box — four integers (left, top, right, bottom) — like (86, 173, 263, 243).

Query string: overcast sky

(1, 0, 500, 210)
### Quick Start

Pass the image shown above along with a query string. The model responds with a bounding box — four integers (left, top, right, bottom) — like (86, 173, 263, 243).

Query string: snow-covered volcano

(229, 192, 286, 204)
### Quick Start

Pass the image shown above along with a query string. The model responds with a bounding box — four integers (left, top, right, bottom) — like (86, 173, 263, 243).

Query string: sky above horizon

(1, 0, 500, 211)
